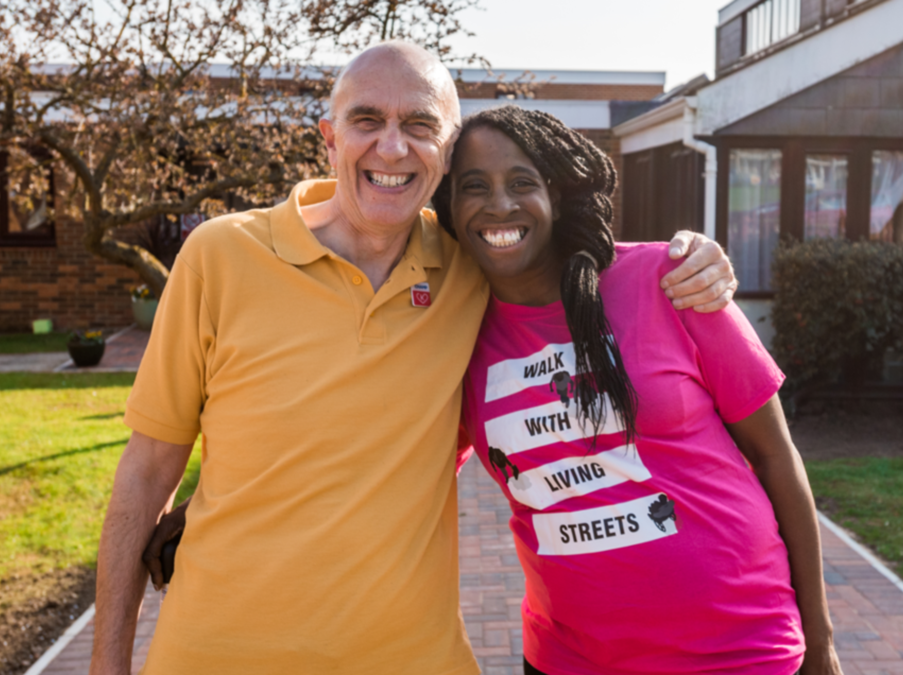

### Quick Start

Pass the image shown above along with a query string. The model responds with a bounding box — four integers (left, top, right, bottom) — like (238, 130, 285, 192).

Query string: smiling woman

(431, 105, 842, 675)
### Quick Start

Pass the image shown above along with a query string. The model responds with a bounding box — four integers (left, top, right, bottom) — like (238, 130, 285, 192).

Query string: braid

(433, 105, 638, 443)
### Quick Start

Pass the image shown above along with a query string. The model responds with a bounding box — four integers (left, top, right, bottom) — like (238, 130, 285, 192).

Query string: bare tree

(301, 0, 485, 65)
(0, 0, 483, 298)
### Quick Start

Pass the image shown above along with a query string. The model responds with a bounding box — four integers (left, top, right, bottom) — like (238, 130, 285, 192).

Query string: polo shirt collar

(271, 179, 444, 269)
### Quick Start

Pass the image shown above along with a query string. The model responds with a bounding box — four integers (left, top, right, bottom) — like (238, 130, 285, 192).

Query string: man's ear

(319, 117, 338, 168)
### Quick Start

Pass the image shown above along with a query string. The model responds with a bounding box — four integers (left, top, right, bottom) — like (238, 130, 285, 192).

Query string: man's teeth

(480, 228, 526, 248)
(368, 172, 413, 188)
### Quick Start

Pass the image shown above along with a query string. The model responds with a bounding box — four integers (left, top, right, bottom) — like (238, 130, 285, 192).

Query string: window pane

(804, 155, 847, 240)
(870, 151, 903, 243)
(745, 0, 800, 55)
(728, 149, 782, 292)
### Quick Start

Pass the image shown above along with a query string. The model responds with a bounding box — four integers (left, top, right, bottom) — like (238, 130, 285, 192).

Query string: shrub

(771, 238, 903, 392)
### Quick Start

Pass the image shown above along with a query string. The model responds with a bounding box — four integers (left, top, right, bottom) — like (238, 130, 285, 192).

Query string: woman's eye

(461, 181, 487, 192)
(512, 179, 538, 190)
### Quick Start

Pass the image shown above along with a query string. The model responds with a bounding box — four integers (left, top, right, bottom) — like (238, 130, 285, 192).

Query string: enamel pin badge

(411, 282, 431, 307)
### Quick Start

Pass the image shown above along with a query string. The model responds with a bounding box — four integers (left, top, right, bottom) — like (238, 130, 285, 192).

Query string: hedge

(771, 238, 903, 391)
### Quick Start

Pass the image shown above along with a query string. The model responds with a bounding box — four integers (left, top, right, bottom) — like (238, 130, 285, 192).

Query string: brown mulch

(789, 399, 903, 461)
(0, 567, 95, 675)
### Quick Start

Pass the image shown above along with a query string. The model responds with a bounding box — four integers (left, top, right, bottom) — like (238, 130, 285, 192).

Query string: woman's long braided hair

(433, 105, 638, 442)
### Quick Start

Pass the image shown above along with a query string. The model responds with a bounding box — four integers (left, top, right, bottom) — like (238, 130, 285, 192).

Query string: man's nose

(376, 125, 408, 163)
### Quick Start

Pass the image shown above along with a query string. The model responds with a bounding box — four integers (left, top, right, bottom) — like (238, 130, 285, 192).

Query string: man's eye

(408, 122, 434, 135)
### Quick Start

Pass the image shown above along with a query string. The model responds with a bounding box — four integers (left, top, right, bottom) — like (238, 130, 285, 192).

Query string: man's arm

(90, 431, 193, 675)
(725, 396, 843, 675)
(663, 230, 738, 313)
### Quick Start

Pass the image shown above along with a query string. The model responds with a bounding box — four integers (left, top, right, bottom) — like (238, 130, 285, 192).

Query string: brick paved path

(28, 456, 903, 675)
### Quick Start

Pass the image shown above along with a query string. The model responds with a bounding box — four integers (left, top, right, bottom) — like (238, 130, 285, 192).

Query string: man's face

(320, 59, 459, 235)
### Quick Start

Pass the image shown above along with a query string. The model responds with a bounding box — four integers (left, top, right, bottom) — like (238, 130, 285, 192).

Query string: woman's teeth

(480, 228, 526, 248)
(367, 172, 413, 188)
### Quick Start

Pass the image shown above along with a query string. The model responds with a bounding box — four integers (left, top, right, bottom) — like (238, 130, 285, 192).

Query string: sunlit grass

(0, 373, 200, 577)
(805, 457, 903, 577)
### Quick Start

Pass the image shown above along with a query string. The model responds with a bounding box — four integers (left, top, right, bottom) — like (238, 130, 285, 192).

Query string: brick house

(1, 67, 664, 333)
(614, 0, 903, 347)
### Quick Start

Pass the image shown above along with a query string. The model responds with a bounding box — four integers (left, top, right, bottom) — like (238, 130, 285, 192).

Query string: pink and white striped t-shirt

(460, 242, 804, 675)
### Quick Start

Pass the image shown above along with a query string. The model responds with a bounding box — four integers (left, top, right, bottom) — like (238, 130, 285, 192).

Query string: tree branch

(37, 127, 103, 216)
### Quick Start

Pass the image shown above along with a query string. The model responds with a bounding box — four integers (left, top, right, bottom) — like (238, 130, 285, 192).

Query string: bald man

(89, 42, 737, 675)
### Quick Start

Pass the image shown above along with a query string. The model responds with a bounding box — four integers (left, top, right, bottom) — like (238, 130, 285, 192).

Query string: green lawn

(0, 373, 200, 577)
(805, 457, 903, 578)
(0, 333, 72, 354)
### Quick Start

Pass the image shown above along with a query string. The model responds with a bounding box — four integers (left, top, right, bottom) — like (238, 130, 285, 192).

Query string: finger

(661, 240, 722, 289)
(689, 290, 733, 313)
(670, 277, 733, 311)
(665, 258, 732, 300)
(143, 540, 165, 591)
(667, 230, 694, 259)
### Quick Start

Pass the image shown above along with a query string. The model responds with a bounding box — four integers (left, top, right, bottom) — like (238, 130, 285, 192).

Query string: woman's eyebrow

(457, 165, 540, 181)
(457, 168, 485, 181)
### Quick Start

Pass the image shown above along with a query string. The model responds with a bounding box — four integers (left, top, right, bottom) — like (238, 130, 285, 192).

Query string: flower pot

(132, 297, 158, 331)
(67, 341, 105, 367)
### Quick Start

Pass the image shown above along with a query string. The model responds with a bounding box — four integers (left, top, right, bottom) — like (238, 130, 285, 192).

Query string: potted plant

(131, 284, 158, 330)
(67, 329, 105, 367)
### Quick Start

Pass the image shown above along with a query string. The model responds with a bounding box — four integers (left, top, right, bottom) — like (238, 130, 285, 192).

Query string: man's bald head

(329, 41, 461, 132)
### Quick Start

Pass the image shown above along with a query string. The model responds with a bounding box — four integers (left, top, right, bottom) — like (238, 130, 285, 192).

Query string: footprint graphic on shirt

(549, 371, 573, 408)
(488, 446, 529, 488)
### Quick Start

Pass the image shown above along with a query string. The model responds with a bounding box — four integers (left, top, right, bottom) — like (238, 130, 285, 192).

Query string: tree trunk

(84, 214, 171, 300)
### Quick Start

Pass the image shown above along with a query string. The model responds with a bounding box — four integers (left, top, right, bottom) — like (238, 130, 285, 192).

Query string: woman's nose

(484, 190, 519, 217)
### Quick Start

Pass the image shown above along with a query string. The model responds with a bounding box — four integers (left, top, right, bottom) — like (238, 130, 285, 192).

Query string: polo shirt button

(352, 275, 363, 285)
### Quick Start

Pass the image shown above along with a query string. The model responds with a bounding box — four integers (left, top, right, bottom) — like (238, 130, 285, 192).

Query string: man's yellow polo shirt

(125, 180, 488, 675)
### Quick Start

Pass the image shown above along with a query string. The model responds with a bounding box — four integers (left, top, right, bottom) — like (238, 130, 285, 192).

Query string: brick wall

(0, 211, 141, 332)
(576, 129, 623, 238)
(457, 82, 663, 102)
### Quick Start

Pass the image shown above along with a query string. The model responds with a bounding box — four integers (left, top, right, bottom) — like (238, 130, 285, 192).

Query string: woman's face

(449, 126, 561, 302)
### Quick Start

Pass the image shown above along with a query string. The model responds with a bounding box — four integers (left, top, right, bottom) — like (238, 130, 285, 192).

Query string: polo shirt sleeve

(678, 301, 785, 425)
(124, 250, 213, 445)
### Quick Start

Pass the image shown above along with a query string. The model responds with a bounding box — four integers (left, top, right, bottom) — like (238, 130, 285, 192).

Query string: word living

(506, 445, 651, 511)
(544, 462, 606, 492)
